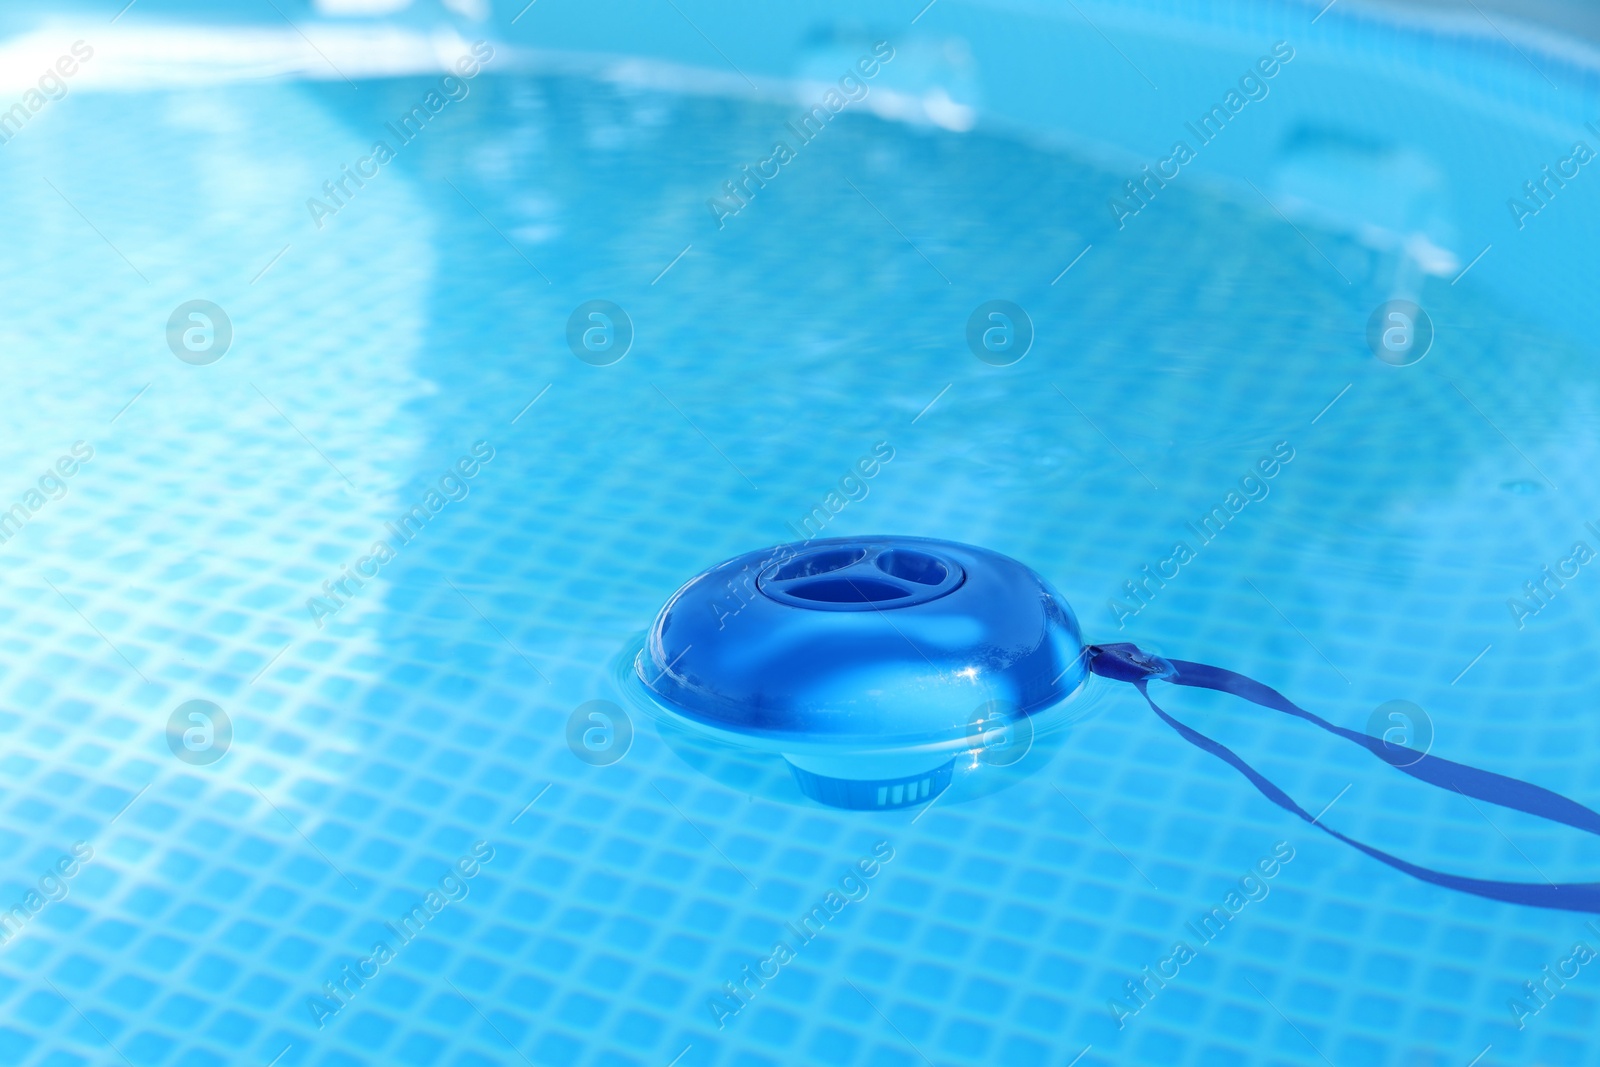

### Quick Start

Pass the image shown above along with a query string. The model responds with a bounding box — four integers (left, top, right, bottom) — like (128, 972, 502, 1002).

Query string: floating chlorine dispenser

(631, 536, 1086, 810)
(630, 535, 1600, 916)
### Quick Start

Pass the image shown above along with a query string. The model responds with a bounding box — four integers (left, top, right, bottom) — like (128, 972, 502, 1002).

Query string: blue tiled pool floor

(0, 63, 1598, 1067)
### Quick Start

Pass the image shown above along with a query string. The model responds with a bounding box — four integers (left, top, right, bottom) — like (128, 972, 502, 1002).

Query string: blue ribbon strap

(1088, 642, 1600, 913)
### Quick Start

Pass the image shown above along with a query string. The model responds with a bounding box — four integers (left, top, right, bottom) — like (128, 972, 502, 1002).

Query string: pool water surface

(3, 6, 1600, 1066)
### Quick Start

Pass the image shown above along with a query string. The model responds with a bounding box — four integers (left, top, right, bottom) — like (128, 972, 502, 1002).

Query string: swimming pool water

(3, 12, 1600, 1066)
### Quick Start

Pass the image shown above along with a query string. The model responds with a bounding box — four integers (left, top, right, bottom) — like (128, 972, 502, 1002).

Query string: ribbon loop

(1088, 643, 1600, 914)
(1086, 643, 1175, 683)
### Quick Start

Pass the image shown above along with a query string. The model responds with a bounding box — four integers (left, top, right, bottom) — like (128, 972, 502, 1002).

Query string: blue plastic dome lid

(629, 536, 1088, 808)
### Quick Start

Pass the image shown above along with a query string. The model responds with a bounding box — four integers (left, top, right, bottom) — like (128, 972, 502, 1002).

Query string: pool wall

(21, 0, 1600, 350)
(480, 0, 1600, 348)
